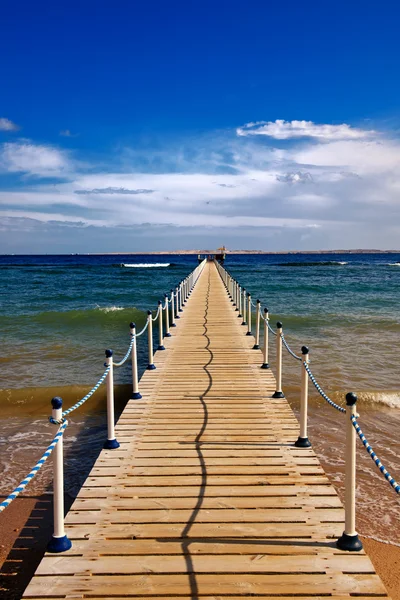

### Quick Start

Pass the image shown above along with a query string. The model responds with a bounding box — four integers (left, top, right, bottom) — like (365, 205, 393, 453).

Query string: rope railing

(214, 258, 400, 552)
(0, 421, 68, 513)
(281, 333, 302, 361)
(0, 258, 207, 553)
(304, 362, 346, 413)
(351, 415, 400, 494)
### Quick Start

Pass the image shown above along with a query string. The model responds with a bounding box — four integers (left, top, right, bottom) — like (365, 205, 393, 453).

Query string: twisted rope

(114, 335, 134, 367)
(281, 334, 302, 361)
(0, 421, 68, 513)
(152, 306, 161, 321)
(267, 321, 277, 336)
(304, 362, 346, 413)
(61, 365, 110, 417)
(136, 319, 150, 337)
(351, 415, 400, 493)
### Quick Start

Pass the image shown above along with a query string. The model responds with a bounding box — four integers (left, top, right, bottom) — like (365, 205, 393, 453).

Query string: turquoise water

(0, 253, 399, 545)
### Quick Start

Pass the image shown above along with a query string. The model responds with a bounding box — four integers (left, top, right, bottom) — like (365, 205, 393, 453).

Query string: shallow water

(0, 253, 399, 544)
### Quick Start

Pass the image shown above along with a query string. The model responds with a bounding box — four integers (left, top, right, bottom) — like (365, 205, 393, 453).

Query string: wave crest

(121, 263, 171, 268)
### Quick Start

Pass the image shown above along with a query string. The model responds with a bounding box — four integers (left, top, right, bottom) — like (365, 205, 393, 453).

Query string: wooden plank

(22, 261, 391, 600)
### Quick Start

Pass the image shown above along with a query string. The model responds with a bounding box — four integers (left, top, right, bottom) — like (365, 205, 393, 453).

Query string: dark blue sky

(2, 0, 399, 147)
(1, 0, 400, 252)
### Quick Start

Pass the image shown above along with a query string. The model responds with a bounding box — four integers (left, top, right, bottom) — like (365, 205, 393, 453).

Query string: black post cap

(130, 322, 136, 329)
(51, 396, 63, 409)
(277, 321, 283, 329)
(105, 349, 113, 358)
(158, 300, 162, 305)
(301, 345, 309, 355)
(264, 307, 269, 313)
(257, 299, 261, 304)
(346, 392, 358, 406)
(147, 310, 152, 315)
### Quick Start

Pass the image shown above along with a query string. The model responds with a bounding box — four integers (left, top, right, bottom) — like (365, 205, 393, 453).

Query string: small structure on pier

(198, 245, 226, 264)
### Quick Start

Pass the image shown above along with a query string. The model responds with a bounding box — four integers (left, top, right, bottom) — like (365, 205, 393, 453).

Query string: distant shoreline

(90, 249, 400, 255)
(2, 249, 400, 256)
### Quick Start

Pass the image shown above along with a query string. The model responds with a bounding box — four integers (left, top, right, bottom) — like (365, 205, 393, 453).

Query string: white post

(295, 346, 311, 447)
(175, 287, 180, 319)
(179, 282, 183, 312)
(253, 299, 261, 349)
(238, 286, 242, 318)
(242, 288, 247, 325)
(235, 282, 239, 310)
(273, 322, 285, 398)
(130, 323, 142, 399)
(147, 311, 156, 369)
(337, 393, 363, 552)
(47, 397, 71, 553)
(246, 294, 252, 336)
(104, 349, 120, 449)
(170, 289, 176, 327)
(261, 308, 269, 369)
(164, 294, 171, 336)
(157, 300, 165, 350)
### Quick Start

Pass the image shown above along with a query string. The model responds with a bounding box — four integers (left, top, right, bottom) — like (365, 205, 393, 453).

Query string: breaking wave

(121, 263, 171, 268)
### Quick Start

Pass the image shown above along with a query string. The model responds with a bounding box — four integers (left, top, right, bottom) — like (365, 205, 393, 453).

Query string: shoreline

(2, 249, 400, 256)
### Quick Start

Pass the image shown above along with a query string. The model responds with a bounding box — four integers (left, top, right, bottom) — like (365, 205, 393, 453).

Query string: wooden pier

(23, 262, 390, 599)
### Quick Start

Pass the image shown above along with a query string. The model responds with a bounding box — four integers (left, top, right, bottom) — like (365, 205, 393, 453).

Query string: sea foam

(121, 263, 171, 268)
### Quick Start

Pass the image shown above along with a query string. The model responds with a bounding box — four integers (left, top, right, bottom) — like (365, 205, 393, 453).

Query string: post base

(246, 331, 252, 336)
(165, 333, 172, 337)
(295, 436, 311, 448)
(170, 323, 177, 327)
(252, 344, 260, 350)
(336, 532, 363, 552)
(147, 363, 156, 370)
(242, 322, 247, 326)
(47, 534, 72, 553)
(131, 392, 142, 399)
(104, 438, 120, 450)
(157, 345, 165, 351)
(175, 315, 180, 319)
(235, 308, 239, 311)
(272, 391, 285, 398)
(261, 363, 269, 369)
(179, 309, 183, 313)
(238, 314, 242, 318)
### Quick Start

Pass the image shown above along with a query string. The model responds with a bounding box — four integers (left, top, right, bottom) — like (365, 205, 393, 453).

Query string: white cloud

(276, 171, 313, 184)
(237, 119, 374, 141)
(0, 141, 72, 178)
(0, 117, 20, 131)
(1, 118, 400, 250)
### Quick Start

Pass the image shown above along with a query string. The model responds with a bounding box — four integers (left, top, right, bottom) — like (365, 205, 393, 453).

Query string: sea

(0, 253, 399, 545)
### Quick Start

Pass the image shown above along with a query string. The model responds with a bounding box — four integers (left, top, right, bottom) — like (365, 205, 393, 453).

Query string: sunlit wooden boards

(23, 262, 390, 600)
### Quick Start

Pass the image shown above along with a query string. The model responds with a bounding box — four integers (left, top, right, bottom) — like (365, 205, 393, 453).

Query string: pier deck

(23, 262, 390, 599)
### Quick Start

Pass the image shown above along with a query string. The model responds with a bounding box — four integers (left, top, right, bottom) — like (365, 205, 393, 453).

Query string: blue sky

(1, 0, 400, 252)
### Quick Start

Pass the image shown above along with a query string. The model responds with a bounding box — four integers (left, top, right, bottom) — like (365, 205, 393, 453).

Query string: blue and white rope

(114, 336, 134, 367)
(267, 321, 277, 336)
(304, 362, 346, 413)
(0, 421, 68, 513)
(351, 415, 400, 493)
(281, 334, 302, 361)
(61, 365, 110, 418)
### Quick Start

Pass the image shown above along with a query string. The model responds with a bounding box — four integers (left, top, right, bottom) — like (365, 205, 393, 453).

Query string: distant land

(90, 249, 400, 255)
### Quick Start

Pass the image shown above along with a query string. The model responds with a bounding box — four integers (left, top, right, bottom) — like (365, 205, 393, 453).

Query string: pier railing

(215, 260, 400, 553)
(0, 259, 207, 553)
